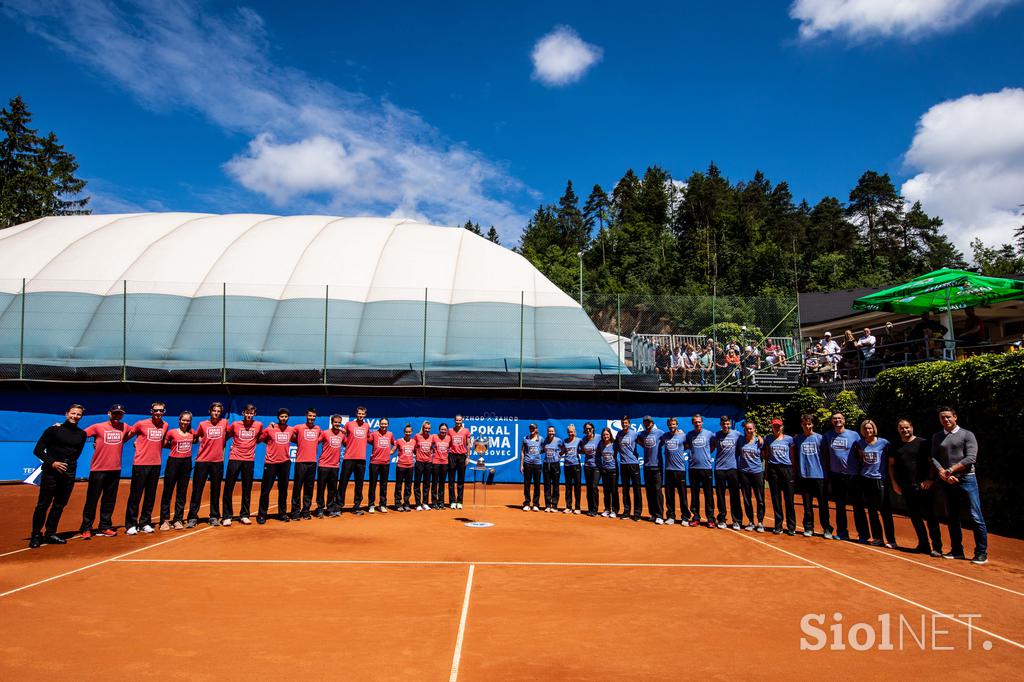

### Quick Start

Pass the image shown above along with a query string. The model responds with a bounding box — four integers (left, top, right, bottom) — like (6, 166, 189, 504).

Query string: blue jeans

(943, 474, 987, 556)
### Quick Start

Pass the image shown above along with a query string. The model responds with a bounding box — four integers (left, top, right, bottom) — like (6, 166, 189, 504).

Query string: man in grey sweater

(931, 406, 987, 564)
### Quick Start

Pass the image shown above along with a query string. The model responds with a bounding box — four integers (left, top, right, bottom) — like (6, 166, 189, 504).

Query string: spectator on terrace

(839, 330, 859, 378)
(959, 309, 988, 347)
(698, 343, 713, 384)
(856, 327, 877, 361)
(821, 331, 841, 368)
(725, 347, 742, 381)
(669, 345, 684, 384)
(655, 344, 670, 381)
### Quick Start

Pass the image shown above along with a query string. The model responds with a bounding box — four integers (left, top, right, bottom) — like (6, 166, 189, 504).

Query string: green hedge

(870, 352, 1024, 536)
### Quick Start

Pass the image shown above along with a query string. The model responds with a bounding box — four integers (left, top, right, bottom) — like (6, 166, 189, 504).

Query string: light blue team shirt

(581, 436, 599, 468)
(856, 437, 889, 480)
(794, 432, 825, 479)
(765, 434, 794, 465)
(823, 429, 860, 476)
(685, 428, 715, 470)
(639, 427, 664, 468)
(660, 430, 687, 471)
(521, 436, 542, 466)
(615, 428, 638, 465)
(713, 429, 741, 470)
(738, 438, 764, 474)
(562, 436, 581, 466)
(542, 436, 563, 463)
(598, 441, 618, 471)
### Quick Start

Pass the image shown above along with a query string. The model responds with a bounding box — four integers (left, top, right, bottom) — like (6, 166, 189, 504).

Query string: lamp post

(577, 247, 588, 306)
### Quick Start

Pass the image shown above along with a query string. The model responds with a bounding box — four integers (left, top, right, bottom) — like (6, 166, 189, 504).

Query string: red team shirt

(165, 428, 195, 458)
(319, 429, 345, 468)
(195, 419, 228, 463)
(431, 434, 452, 465)
(292, 424, 322, 463)
(369, 430, 396, 464)
(449, 426, 471, 455)
(227, 420, 263, 461)
(130, 418, 169, 466)
(395, 437, 416, 468)
(84, 421, 128, 472)
(413, 433, 434, 463)
(344, 420, 370, 461)
(261, 424, 293, 465)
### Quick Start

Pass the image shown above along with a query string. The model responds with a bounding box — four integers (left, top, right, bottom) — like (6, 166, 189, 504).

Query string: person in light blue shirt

(685, 415, 716, 527)
(541, 426, 563, 512)
(597, 427, 619, 517)
(855, 420, 895, 547)
(520, 423, 542, 511)
(712, 416, 742, 529)
(638, 416, 665, 524)
(794, 414, 832, 538)
(580, 423, 601, 516)
(764, 419, 797, 535)
(614, 416, 642, 521)
(660, 418, 689, 525)
(822, 412, 869, 541)
(561, 424, 582, 515)
(737, 421, 765, 531)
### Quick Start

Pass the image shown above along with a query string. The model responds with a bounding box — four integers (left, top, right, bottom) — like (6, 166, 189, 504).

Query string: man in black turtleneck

(30, 404, 88, 548)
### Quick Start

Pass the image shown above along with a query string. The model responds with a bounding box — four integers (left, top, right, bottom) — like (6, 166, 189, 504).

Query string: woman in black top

(30, 404, 88, 547)
(887, 418, 942, 555)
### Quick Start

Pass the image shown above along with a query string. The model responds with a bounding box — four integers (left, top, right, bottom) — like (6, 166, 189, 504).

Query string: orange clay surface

(1, 481, 1022, 680)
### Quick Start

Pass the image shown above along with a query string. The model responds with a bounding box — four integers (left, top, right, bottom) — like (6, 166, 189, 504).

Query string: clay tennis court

(1, 481, 1022, 680)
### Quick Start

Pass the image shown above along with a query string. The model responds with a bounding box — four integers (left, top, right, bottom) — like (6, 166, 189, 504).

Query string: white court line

(449, 564, 475, 682)
(111, 558, 818, 568)
(0, 525, 213, 599)
(0, 548, 31, 559)
(729, 529, 1024, 651)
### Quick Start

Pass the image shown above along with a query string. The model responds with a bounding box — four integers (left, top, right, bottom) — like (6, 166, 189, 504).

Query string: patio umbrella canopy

(852, 268, 1024, 314)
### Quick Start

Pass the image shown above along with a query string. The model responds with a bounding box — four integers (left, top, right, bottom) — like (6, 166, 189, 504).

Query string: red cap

(770, 418, 783, 426)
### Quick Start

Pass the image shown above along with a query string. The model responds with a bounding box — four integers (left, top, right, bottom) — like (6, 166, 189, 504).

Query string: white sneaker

(523, 505, 530, 511)
(380, 506, 388, 514)
(126, 526, 138, 536)
(563, 508, 571, 514)
(731, 522, 741, 530)
(610, 512, 617, 518)
(655, 518, 664, 525)
(369, 506, 376, 514)
(222, 518, 232, 526)
(601, 511, 609, 517)
(665, 518, 676, 525)
(418, 505, 426, 511)
(532, 506, 540, 511)
(450, 502, 457, 509)
(239, 517, 252, 525)
(141, 524, 155, 534)
(457, 503, 463, 509)
(574, 509, 581, 514)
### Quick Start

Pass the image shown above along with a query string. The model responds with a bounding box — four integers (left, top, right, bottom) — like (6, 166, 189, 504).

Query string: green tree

(847, 171, 903, 270)
(485, 226, 500, 245)
(462, 220, 482, 236)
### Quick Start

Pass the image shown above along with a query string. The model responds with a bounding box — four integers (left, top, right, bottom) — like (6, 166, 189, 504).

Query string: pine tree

(555, 180, 588, 250)
(462, 220, 482, 235)
(847, 171, 903, 269)
(485, 226, 500, 245)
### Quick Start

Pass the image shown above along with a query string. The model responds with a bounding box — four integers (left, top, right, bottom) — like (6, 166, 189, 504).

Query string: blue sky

(2, 0, 1023, 252)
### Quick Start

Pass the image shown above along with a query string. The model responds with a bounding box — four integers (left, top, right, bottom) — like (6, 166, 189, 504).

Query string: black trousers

(766, 463, 797, 531)
(369, 463, 390, 506)
(643, 467, 663, 520)
(292, 462, 317, 515)
(32, 467, 76, 536)
(222, 460, 255, 519)
(414, 461, 432, 505)
(339, 459, 366, 510)
(543, 461, 561, 507)
(860, 477, 895, 544)
(188, 461, 223, 521)
(522, 463, 542, 506)
(81, 470, 121, 531)
(664, 469, 689, 521)
(601, 469, 619, 514)
(564, 465, 582, 510)
(902, 485, 942, 551)
(125, 464, 161, 528)
(258, 461, 290, 517)
(619, 463, 642, 517)
(829, 473, 868, 540)
(395, 466, 413, 506)
(739, 470, 765, 524)
(689, 469, 714, 522)
(431, 463, 447, 505)
(315, 465, 339, 513)
(799, 477, 833, 533)
(584, 467, 601, 513)
(714, 468, 742, 525)
(160, 457, 191, 524)
(449, 454, 468, 503)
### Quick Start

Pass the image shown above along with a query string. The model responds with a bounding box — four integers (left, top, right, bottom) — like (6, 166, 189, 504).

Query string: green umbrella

(852, 268, 1024, 314)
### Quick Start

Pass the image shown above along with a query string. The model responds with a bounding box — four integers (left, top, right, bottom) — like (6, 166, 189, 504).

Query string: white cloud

(901, 88, 1024, 254)
(4, 0, 531, 242)
(531, 26, 602, 87)
(790, 0, 1016, 40)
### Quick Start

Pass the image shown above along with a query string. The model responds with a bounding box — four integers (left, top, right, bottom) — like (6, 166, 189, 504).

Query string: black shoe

(929, 550, 942, 558)
(45, 534, 67, 545)
(772, 527, 783, 535)
(208, 518, 219, 527)
(186, 518, 198, 528)
(29, 535, 42, 549)
(291, 512, 301, 521)
(970, 554, 988, 565)
(279, 514, 291, 523)
(941, 551, 965, 560)
(632, 516, 640, 522)
(354, 509, 365, 516)
(314, 509, 324, 518)
(785, 529, 797, 537)
(328, 511, 341, 517)
(256, 516, 267, 525)
(302, 512, 312, 520)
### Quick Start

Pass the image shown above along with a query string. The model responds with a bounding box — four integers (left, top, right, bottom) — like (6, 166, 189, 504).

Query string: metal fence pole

(222, 282, 227, 384)
(421, 288, 428, 387)
(122, 280, 127, 382)
(711, 286, 718, 390)
(519, 290, 525, 389)
(616, 294, 622, 391)
(18, 277, 25, 380)
(323, 284, 329, 385)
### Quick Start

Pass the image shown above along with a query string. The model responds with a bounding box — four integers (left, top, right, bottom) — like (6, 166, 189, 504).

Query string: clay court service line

(730, 530, 1024, 651)
(0, 525, 213, 599)
(110, 558, 820, 569)
(449, 564, 475, 682)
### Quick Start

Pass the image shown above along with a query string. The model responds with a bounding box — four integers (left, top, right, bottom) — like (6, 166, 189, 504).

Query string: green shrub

(697, 322, 765, 345)
(783, 386, 826, 433)
(743, 401, 784, 437)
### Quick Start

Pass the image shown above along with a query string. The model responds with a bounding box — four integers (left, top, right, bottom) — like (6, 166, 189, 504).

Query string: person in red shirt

(394, 424, 416, 511)
(222, 404, 262, 526)
(79, 404, 130, 538)
(368, 418, 396, 513)
(448, 414, 472, 510)
(257, 408, 293, 524)
(316, 414, 345, 517)
(339, 406, 370, 515)
(413, 421, 434, 511)
(160, 410, 195, 530)
(187, 402, 228, 527)
(291, 407, 322, 520)
(431, 423, 453, 510)
(124, 402, 170, 535)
